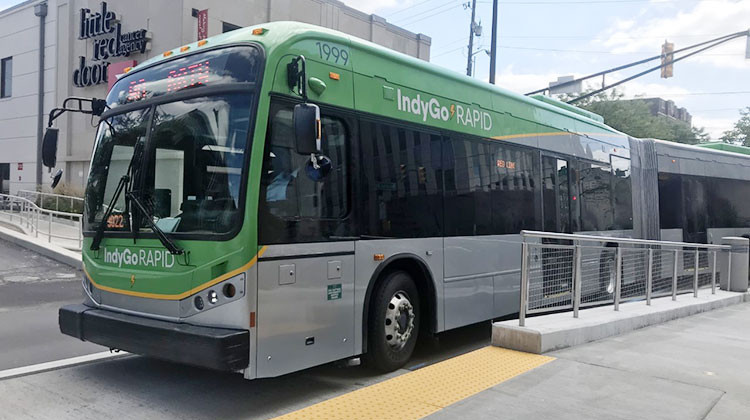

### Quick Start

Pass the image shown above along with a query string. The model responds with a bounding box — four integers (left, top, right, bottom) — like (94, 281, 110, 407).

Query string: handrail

(518, 230, 732, 327)
(17, 189, 84, 203)
(521, 230, 730, 250)
(17, 189, 83, 214)
(0, 193, 82, 249)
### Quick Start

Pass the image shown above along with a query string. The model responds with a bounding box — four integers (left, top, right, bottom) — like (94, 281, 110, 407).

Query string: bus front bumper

(59, 304, 249, 372)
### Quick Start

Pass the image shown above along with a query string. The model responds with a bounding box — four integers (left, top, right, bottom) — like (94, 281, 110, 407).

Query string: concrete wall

(0, 0, 431, 194)
(0, 0, 58, 193)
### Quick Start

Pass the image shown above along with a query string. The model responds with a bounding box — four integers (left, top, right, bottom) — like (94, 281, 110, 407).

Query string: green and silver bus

(54, 22, 750, 379)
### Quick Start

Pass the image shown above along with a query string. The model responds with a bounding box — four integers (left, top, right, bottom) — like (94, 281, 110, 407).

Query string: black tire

(364, 270, 420, 372)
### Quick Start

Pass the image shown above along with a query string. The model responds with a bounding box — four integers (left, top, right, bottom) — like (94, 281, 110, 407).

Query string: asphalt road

(0, 239, 104, 370)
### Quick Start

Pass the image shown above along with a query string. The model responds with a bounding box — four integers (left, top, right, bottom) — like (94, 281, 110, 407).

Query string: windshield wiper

(90, 139, 144, 251)
(126, 192, 184, 255)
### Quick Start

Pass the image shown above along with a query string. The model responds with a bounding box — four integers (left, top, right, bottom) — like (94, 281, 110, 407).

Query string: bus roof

(696, 142, 750, 156)
(133, 21, 621, 138)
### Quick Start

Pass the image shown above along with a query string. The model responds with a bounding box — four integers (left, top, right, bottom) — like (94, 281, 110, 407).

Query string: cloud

(596, 0, 750, 70)
(692, 115, 738, 139)
(491, 67, 738, 137)
(494, 65, 585, 94)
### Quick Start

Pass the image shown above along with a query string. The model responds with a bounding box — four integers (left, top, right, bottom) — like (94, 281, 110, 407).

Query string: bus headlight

(208, 290, 218, 305)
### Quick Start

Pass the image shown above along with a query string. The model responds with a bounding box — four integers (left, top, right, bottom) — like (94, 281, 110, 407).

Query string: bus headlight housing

(180, 273, 245, 317)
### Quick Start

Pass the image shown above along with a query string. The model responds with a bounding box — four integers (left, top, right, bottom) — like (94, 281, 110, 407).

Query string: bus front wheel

(365, 270, 420, 372)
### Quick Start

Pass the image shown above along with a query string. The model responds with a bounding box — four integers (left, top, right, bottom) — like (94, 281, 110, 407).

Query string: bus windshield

(84, 46, 260, 237)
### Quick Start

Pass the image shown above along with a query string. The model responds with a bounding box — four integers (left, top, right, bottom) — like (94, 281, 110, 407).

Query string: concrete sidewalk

(0, 211, 81, 251)
(428, 302, 750, 420)
(493, 290, 746, 354)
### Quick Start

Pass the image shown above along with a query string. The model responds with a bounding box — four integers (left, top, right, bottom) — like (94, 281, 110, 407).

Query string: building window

(222, 22, 241, 33)
(1, 57, 11, 98)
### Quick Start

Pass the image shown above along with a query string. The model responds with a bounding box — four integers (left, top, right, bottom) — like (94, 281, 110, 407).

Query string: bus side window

(259, 104, 350, 244)
(359, 120, 443, 238)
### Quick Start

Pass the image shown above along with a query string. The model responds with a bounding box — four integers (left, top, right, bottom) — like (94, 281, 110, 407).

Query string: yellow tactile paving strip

(273, 346, 555, 420)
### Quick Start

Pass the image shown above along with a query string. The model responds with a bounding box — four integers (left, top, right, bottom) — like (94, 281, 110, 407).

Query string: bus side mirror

(42, 128, 59, 168)
(50, 169, 63, 189)
(293, 103, 321, 155)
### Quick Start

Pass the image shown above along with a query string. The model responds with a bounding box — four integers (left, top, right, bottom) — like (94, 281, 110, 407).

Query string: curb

(0, 225, 82, 270)
(492, 291, 747, 354)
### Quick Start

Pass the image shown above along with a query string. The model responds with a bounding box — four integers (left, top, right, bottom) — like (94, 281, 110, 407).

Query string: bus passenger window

(359, 121, 442, 238)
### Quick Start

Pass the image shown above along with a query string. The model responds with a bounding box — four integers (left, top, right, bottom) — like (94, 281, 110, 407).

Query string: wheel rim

(384, 290, 415, 351)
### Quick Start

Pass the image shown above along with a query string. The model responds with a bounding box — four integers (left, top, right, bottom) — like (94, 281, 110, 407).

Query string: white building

(0, 0, 431, 194)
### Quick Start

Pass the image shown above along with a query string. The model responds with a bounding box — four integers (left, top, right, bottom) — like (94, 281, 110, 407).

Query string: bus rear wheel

(365, 270, 420, 372)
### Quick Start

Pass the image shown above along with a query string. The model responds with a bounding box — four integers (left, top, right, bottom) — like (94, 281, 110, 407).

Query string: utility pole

(489, 0, 498, 84)
(34, 2, 48, 189)
(465, 0, 477, 76)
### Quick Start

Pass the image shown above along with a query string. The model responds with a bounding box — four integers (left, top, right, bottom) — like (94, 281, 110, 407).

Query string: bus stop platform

(492, 290, 748, 354)
(425, 301, 750, 420)
(271, 301, 750, 420)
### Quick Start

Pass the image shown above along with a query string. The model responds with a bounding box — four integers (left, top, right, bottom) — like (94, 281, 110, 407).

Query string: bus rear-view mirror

(50, 169, 63, 189)
(293, 103, 321, 155)
(42, 128, 59, 168)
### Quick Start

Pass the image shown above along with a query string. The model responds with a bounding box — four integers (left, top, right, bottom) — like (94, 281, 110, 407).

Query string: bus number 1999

(316, 42, 349, 66)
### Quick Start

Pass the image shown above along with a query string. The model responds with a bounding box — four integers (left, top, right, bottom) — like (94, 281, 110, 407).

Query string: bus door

(540, 155, 573, 299)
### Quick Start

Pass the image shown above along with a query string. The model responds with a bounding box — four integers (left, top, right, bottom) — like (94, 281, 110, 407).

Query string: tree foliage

(555, 89, 709, 144)
(720, 107, 750, 146)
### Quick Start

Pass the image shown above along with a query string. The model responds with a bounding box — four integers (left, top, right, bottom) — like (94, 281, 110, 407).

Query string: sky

(1, 0, 747, 139)
(344, 0, 750, 140)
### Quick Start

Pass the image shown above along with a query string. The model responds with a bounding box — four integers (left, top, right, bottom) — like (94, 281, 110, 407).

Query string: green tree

(720, 107, 750, 146)
(555, 89, 709, 144)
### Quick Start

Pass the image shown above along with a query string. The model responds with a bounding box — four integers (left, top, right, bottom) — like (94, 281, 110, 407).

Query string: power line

(643, 91, 750, 96)
(391, 0, 459, 25)
(478, 0, 724, 4)
(433, 43, 744, 57)
(397, 4, 464, 26)
(500, 33, 726, 40)
(384, 0, 443, 17)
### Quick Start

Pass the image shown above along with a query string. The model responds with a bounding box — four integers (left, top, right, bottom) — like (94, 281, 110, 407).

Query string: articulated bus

(53, 22, 750, 379)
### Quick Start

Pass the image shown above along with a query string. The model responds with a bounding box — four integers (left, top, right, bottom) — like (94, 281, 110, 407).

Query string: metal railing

(17, 189, 84, 215)
(518, 230, 731, 326)
(0, 193, 83, 249)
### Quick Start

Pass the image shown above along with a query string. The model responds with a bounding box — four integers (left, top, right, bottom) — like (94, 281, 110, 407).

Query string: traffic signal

(661, 41, 674, 78)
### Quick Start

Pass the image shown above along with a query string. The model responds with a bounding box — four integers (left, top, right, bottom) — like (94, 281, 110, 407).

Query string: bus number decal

(107, 214, 124, 229)
(315, 42, 349, 66)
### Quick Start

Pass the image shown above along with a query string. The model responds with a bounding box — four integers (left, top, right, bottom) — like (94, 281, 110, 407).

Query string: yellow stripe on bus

(272, 346, 554, 420)
(85, 246, 267, 300)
